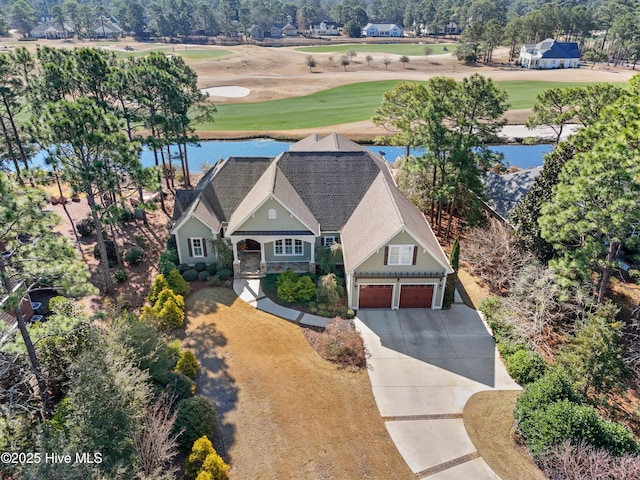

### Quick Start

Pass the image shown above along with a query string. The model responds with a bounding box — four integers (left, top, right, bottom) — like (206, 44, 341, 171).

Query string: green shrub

(277, 271, 299, 303)
(185, 436, 215, 480)
(206, 263, 218, 275)
(506, 349, 546, 385)
(148, 274, 170, 304)
(176, 350, 200, 379)
(158, 249, 179, 276)
(93, 238, 118, 265)
(183, 269, 199, 282)
(76, 217, 95, 236)
(168, 269, 190, 296)
(216, 268, 232, 280)
(124, 245, 146, 265)
(174, 396, 218, 451)
(310, 307, 318, 313)
(194, 262, 207, 272)
(346, 309, 355, 319)
(200, 451, 230, 480)
(119, 208, 135, 223)
(113, 268, 128, 283)
(179, 263, 191, 273)
(143, 287, 185, 330)
(598, 419, 640, 456)
(515, 371, 583, 424)
(519, 399, 601, 459)
(198, 271, 210, 281)
(297, 275, 316, 302)
(164, 371, 195, 400)
(167, 236, 177, 250)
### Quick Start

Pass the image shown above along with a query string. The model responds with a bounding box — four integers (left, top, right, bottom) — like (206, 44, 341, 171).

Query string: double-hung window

(386, 245, 414, 265)
(189, 238, 206, 258)
(321, 235, 338, 247)
(274, 239, 303, 256)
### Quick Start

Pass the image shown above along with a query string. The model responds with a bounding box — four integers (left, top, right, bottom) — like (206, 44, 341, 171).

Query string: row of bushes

(514, 371, 639, 460)
(272, 270, 354, 318)
(480, 297, 546, 385)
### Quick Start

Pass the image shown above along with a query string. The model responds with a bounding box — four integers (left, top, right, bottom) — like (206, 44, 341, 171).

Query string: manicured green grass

(111, 47, 231, 60)
(296, 43, 455, 56)
(198, 80, 624, 131)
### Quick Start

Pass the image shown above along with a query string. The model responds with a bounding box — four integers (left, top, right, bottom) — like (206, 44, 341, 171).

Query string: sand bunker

(201, 86, 251, 98)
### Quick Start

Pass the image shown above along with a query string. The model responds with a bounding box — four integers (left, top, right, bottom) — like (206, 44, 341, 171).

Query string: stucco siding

(355, 231, 446, 273)
(235, 198, 311, 232)
(176, 216, 217, 264)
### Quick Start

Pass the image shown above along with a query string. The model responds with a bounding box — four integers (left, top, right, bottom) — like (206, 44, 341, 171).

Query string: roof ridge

(378, 169, 405, 225)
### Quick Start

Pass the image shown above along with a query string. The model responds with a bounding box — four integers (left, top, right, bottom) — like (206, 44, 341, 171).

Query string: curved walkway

(233, 278, 521, 479)
(355, 298, 521, 479)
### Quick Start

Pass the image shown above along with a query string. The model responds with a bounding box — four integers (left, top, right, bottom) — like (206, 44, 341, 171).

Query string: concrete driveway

(355, 304, 521, 479)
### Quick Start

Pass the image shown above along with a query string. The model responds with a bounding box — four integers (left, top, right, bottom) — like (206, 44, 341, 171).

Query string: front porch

(234, 252, 314, 278)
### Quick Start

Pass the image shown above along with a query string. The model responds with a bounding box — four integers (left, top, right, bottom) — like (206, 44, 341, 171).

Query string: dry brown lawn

(464, 391, 546, 480)
(183, 287, 413, 480)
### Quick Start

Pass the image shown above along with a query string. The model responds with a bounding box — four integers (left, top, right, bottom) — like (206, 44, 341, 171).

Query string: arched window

(268, 208, 277, 220)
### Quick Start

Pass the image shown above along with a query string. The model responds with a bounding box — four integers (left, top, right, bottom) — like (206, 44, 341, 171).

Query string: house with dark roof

(171, 134, 452, 310)
(518, 38, 580, 69)
(481, 167, 543, 222)
(362, 23, 403, 37)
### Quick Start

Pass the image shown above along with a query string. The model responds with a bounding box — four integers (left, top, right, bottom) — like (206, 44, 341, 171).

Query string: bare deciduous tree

(133, 395, 181, 480)
(461, 219, 534, 294)
(540, 441, 640, 480)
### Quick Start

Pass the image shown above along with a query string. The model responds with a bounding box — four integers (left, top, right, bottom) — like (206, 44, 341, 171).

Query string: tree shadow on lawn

(184, 288, 239, 460)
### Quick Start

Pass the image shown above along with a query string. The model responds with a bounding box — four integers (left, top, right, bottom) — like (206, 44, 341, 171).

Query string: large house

(362, 23, 403, 37)
(310, 21, 340, 36)
(482, 167, 543, 222)
(171, 134, 452, 310)
(518, 38, 580, 69)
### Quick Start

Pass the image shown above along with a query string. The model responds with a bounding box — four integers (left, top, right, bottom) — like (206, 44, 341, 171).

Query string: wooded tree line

(1, 0, 640, 58)
(0, 46, 214, 296)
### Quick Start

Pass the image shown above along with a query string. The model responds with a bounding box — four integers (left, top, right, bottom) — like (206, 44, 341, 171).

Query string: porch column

(232, 239, 241, 277)
(308, 239, 316, 273)
(259, 241, 267, 274)
(233, 240, 239, 262)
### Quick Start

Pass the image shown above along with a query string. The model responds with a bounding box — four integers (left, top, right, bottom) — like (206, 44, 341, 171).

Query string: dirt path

(184, 287, 413, 480)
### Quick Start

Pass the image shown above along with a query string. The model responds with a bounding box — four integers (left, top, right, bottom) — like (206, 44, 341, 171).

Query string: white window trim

(387, 244, 414, 266)
(191, 238, 205, 258)
(274, 238, 303, 256)
(321, 235, 339, 247)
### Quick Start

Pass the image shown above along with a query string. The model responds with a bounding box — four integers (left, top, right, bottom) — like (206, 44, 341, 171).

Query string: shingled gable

(226, 161, 320, 235)
(341, 165, 452, 274)
(171, 156, 272, 234)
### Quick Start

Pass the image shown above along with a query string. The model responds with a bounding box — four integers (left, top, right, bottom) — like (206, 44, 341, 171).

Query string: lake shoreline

(192, 123, 577, 146)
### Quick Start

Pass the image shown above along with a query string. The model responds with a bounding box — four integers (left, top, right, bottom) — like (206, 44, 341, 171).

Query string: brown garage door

(359, 284, 393, 309)
(399, 284, 434, 308)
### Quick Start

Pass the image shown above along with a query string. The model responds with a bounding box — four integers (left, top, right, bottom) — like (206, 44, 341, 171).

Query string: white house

(362, 23, 403, 37)
(310, 21, 340, 36)
(518, 38, 580, 69)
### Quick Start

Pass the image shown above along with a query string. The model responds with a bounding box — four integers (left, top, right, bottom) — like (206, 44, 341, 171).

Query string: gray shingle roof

(276, 151, 381, 231)
(482, 167, 543, 221)
(173, 157, 272, 230)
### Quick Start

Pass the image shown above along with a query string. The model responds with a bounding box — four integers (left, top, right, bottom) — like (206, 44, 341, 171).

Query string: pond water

(29, 139, 553, 173)
(139, 140, 553, 173)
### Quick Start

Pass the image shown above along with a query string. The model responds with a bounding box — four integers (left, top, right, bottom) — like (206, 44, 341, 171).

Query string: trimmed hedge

(216, 268, 232, 281)
(198, 271, 210, 281)
(174, 397, 218, 451)
(506, 349, 546, 385)
(179, 263, 192, 274)
(206, 263, 218, 275)
(514, 371, 639, 459)
(194, 262, 207, 272)
(124, 246, 146, 265)
(164, 371, 195, 400)
(183, 269, 199, 282)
